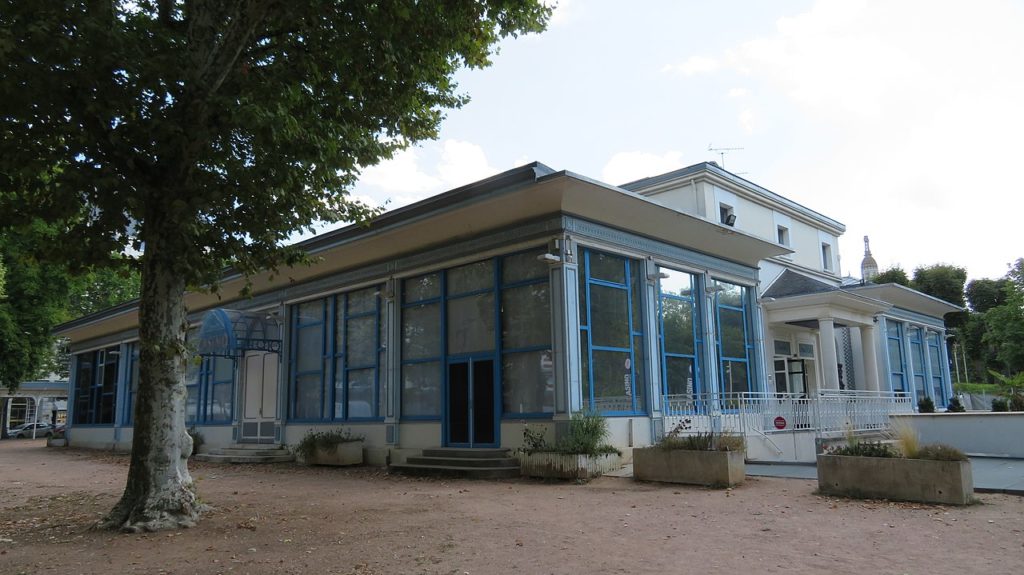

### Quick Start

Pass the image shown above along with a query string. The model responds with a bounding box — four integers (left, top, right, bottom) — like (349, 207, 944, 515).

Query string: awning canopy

(197, 309, 281, 357)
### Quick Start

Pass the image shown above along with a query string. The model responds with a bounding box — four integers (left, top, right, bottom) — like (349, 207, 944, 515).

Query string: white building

(55, 161, 959, 463)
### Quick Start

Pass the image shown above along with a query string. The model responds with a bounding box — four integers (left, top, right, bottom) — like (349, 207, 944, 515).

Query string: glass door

(446, 358, 497, 447)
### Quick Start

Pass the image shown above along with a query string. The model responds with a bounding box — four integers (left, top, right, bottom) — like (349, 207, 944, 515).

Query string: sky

(339, 0, 1024, 282)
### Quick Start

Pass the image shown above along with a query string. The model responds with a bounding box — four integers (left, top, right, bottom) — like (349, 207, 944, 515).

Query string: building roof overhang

(845, 283, 963, 318)
(762, 289, 892, 327)
(54, 163, 790, 343)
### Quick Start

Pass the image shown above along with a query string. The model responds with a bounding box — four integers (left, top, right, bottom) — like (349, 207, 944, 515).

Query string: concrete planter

(300, 441, 364, 466)
(633, 447, 745, 487)
(46, 437, 67, 448)
(520, 452, 621, 480)
(817, 454, 973, 505)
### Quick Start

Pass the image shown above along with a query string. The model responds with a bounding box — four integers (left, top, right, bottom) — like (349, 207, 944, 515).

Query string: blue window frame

(402, 273, 444, 419)
(657, 268, 702, 398)
(71, 346, 119, 426)
(290, 286, 384, 422)
(926, 331, 946, 407)
(885, 320, 907, 392)
(908, 326, 928, 404)
(122, 344, 139, 426)
(578, 248, 647, 416)
(500, 250, 553, 417)
(713, 280, 753, 395)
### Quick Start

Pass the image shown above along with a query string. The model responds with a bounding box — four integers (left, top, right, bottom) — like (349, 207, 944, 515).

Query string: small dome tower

(861, 235, 878, 282)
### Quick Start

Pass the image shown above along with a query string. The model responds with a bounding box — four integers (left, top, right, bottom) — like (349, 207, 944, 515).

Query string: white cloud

(709, 0, 1024, 279)
(662, 55, 721, 76)
(727, 88, 750, 99)
(546, 0, 577, 26)
(358, 148, 440, 195)
(601, 151, 685, 186)
(738, 109, 755, 134)
(437, 139, 498, 189)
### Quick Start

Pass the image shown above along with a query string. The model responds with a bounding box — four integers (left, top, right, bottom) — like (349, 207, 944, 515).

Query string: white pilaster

(859, 324, 880, 391)
(818, 317, 841, 390)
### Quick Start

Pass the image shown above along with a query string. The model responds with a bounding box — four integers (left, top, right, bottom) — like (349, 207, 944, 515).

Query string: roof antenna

(707, 144, 744, 170)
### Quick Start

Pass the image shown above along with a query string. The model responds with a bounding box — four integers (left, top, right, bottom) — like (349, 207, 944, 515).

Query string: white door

(241, 351, 279, 443)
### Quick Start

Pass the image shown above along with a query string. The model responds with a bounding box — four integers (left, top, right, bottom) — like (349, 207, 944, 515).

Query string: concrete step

(193, 453, 294, 464)
(389, 463, 521, 480)
(421, 448, 512, 459)
(213, 448, 290, 457)
(406, 455, 520, 468)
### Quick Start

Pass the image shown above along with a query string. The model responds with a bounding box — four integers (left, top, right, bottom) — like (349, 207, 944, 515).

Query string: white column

(549, 238, 582, 416)
(859, 324, 880, 391)
(818, 318, 841, 390)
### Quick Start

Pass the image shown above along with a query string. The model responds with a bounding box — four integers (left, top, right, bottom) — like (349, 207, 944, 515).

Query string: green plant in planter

(187, 428, 204, 456)
(917, 397, 935, 413)
(1009, 393, 1024, 412)
(295, 429, 364, 460)
(992, 397, 1010, 412)
(520, 411, 620, 456)
(946, 396, 967, 413)
(656, 418, 745, 452)
(916, 444, 968, 461)
(831, 441, 899, 458)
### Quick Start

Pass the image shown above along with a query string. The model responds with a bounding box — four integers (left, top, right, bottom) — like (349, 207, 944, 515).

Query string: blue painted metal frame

(907, 326, 928, 406)
(885, 319, 907, 393)
(400, 272, 444, 421)
(713, 282, 754, 395)
(71, 346, 118, 427)
(926, 331, 947, 407)
(498, 254, 554, 419)
(121, 344, 139, 426)
(656, 270, 703, 399)
(578, 248, 647, 416)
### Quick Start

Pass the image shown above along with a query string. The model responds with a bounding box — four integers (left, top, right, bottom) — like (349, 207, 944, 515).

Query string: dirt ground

(1, 441, 1022, 575)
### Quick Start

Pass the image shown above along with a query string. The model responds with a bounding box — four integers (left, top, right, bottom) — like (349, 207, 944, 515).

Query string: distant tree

(873, 266, 911, 286)
(0, 1, 549, 532)
(0, 226, 73, 392)
(966, 278, 1010, 313)
(983, 259, 1024, 375)
(66, 267, 142, 321)
(911, 264, 967, 307)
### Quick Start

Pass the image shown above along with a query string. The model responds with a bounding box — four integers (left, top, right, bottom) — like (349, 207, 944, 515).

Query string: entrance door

(787, 359, 807, 396)
(241, 351, 278, 443)
(446, 359, 498, 447)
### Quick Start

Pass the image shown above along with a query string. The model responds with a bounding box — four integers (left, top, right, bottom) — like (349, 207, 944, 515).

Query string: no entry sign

(773, 416, 787, 430)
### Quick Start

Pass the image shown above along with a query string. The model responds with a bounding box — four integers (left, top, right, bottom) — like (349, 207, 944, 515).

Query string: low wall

(891, 413, 1024, 458)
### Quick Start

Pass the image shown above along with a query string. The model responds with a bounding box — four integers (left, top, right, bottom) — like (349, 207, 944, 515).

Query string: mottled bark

(100, 234, 203, 532)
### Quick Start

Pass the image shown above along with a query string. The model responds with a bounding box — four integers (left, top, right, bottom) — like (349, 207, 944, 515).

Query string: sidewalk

(744, 457, 1024, 495)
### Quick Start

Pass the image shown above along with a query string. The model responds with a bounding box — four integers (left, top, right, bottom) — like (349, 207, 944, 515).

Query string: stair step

(421, 448, 512, 459)
(406, 456, 519, 468)
(213, 448, 290, 457)
(193, 453, 294, 464)
(389, 463, 521, 480)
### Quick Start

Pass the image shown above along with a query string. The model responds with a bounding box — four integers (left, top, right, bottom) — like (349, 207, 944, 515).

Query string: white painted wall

(891, 413, 1024, 458)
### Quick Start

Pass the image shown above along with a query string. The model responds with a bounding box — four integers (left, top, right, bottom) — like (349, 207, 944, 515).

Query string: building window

(402, 273, 443, 418)
(908, 326, 928, 404)
(123, 344, 139, 425)
(500, 250, 553, 416)
(72, 346, 119, 426)
(777, 225, 790, 246)
(885, 320, 907, 392)
(719, 204, 736, 226)
(821, 243, 833, 271)
(578, 249, 646, 415)
(926, 331, 946, 407)
(657, 268, 701, 399)
(773, 339, 792, 356)
(713, 280, 753, 394)
(291, 286, 384, 421)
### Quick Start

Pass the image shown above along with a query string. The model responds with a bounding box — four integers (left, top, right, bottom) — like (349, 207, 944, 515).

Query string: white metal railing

(661, 390, 913, 439)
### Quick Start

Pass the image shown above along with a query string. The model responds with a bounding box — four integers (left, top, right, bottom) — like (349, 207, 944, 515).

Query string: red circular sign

(773, 416, 787, 430)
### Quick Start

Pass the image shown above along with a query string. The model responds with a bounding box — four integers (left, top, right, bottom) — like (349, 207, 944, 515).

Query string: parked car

(8, 422, 53, 439)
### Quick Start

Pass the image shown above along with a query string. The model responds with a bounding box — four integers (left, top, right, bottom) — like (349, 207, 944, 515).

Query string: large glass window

(72, 346, 119, 426)
(123, 344, 140, 425)
(291, 286, 385, 421)
(658, 268, 701, 398)
(578, 249, 646, 415)
(927, 331, 946, 407)
(500, 250, 552, 415)
(885, 320, 907, 392)
(908, 326, 927, 404)
(713, 280, 753, 395)
(402, 273, 443, 418)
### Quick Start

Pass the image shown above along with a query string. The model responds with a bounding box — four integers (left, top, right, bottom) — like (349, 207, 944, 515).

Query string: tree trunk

(1, 397, 9, 439)
(100, 235, 202, 532)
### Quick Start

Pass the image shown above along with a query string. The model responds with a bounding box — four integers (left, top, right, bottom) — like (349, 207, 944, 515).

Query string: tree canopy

(0, 0, 550, 532)
(983, 259, 1024, 375)
(966, 278, 1010, 313)
(872, 266, 910, 286)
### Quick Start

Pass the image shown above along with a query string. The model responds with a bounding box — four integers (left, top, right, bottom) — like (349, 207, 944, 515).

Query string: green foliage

(946, 395, 966, 413)
(917, 397, 935, 413)
(953, 382, 1000, 395)
(992, 397, 1009, 412)
(966, 278, 1009, 313)
(657, 419, 745, 452)
(982, 259, 1024, 374)
(911, 264, 967, 307)
(1010, 393, 1024, 412)
(915, 444, 968, 461)
(520, 412, 619, 456)
(295, 428, 364, 459)
(187, 428, 204, 456)
(873, 266, 910, 286)
(832, 441, 899, 458)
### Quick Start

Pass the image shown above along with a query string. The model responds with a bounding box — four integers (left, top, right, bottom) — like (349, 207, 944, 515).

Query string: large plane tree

(0, 0, 549, 531)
